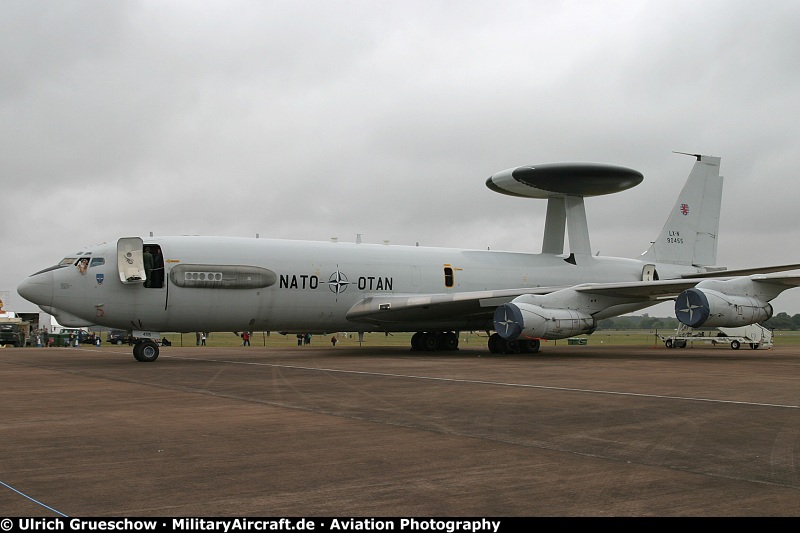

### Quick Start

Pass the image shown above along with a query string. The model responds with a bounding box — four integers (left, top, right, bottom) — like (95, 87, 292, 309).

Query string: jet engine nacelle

(493, 302, 596, 341)
(675, 288, 772, 328)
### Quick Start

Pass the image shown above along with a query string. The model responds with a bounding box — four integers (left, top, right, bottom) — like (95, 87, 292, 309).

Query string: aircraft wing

(346, 287, 558, 327)
(345, 280, 685, 328)
(573, 271, 800, 299)
(570, 279, 703, 299)
(746, 273, 800, 288)
(346, 273, 800, 328)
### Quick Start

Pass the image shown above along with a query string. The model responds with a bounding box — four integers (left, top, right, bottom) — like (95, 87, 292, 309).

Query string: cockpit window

(60, 258, 78, 266)
(31, 264, 66, 276)
(90, 257, 105, 268)
(76, 257, 90, 274)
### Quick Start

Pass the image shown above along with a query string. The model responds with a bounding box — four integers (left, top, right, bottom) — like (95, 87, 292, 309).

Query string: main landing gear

(133, 340, 159, 362)
(409, 331, 542, 354)
(487, 333, 540, 354)
(410, 331, 460, 351)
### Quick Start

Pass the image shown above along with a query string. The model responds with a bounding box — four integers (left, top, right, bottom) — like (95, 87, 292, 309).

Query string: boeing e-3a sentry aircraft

(17, 153, 800, 362)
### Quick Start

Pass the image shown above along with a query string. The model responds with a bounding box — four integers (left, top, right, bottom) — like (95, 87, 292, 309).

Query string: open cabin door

(118, 237, 145, 284)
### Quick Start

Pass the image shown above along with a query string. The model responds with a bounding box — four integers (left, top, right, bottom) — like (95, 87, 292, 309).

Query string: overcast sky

(3, 0, 800, 316)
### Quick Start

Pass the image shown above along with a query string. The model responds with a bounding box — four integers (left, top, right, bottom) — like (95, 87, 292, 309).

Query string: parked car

(52, 328, 94, 346)
(0, 323, 25, 347)
(106, 329, 134, 345)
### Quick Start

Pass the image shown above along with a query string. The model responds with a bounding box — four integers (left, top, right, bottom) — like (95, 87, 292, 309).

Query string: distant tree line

(596, 314, 679, 330)
(598, 312, 800, 331)
(762, 312, 800, 330)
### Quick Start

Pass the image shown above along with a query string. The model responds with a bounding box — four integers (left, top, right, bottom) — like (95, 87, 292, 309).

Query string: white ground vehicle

(661, 323, 773, 350)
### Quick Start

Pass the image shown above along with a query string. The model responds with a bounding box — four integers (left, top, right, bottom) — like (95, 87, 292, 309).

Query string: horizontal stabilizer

(681, 263, 800, 279)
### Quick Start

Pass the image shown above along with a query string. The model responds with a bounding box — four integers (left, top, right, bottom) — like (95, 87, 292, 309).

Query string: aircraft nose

(17, 270, 55, 308)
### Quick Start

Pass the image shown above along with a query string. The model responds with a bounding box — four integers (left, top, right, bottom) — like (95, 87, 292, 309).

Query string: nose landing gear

(133, 339, 159, 362)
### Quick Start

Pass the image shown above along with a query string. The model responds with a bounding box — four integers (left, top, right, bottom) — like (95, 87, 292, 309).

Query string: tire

(750, 343, 759, 350)
(421, 332, 439, 351)
(488, 333, 502, 354)
(730, 340, 740, 350)
(440, 332, 458, 350)
(134, 340, 159, 362)
(501, 339, 519, 354)
(410, 332, 423, 351)
(665, 339, 673, 349)
(518, 339, 541, 353)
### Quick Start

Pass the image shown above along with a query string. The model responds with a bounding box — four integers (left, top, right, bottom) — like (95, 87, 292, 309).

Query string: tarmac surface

(1, 341, 799, 517)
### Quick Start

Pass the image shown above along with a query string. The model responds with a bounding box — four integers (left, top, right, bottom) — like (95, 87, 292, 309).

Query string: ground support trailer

(660, 323, 773, 350)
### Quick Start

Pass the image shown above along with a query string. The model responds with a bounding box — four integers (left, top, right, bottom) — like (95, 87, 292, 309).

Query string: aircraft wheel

(487, 333, 503, 354)
(421, 332, 439, 351)
(665, 339, 673, 349)
(730, 340, 740, 350)
(518, 339, 540, 353)
(410, 332, 423, 351)
(750, 343, 759, 349)
(134, 340, 159, 362)
(501, 339, 519, 354)
(440, 331, 458, 350)
(116, 340, 123, 345)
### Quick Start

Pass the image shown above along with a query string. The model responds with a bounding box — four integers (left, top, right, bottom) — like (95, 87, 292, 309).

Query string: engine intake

(494, 302, 596, 340)
(675, 288, 772, 328)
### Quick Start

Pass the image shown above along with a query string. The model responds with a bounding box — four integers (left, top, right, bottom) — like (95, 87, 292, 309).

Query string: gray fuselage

(22, 236, 701, 334)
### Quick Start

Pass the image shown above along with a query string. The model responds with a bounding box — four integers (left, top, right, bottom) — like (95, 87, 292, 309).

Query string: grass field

(155, 329, 800, 348)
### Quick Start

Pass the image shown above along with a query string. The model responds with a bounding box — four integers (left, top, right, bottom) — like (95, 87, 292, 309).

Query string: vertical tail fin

(640, 154, 722, 267)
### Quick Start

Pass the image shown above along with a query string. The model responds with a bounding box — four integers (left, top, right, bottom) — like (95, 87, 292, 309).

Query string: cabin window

(444, 266, 454, 288)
